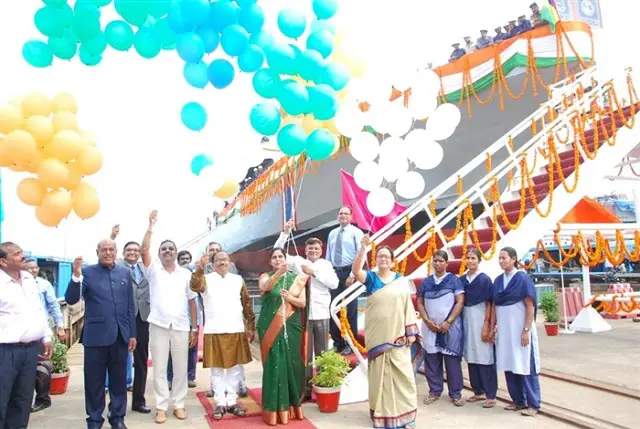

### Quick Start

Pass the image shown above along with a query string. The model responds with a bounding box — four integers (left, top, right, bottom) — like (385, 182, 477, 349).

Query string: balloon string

(287, 158, 309, 257)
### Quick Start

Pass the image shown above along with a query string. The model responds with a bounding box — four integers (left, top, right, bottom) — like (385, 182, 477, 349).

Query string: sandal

(226, 404, 247, 417)
(504, 404, 527, 411)
(466, 395, 486, 403)
(452, 398, 465, 407)
(482, 399, 497, 408)
(423, 395, 439, 405)
(212, 406, 226, 421)
(521, 408, 539, 417)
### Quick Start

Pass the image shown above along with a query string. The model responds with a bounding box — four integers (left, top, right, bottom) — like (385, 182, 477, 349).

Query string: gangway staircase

(331, 66, 640, 404)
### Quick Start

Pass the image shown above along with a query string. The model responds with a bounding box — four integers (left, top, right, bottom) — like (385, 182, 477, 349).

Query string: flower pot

(50, 371, 70, 395)
(313, 385, 341, 413)
(544, 322, 559, 336)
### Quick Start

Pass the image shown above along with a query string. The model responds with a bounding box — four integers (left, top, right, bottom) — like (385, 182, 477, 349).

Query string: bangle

(446, 318, 454, 324)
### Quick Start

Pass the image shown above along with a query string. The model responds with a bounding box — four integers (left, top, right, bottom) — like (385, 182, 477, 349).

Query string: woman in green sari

(257, 247, 309, 426)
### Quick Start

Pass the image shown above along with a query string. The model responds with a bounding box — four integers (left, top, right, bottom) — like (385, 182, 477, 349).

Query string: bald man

(66, 239, 137, 429)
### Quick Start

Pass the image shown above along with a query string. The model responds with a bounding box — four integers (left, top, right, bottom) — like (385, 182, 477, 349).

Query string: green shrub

(539, 290, 559, 323)
(310, 350, 351, 388)
(51, 343, 69, 374)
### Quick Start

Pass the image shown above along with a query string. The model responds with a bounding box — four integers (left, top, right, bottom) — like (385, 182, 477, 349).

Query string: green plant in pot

(50, 342, 71, 395)
(539, 290, 560, 336)
(310, 350, 351, 413)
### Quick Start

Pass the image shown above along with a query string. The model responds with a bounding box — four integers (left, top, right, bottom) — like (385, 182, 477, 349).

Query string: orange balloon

(72, 182, 100, 219)
(214, 178, 239, 199)
(65, 163, 83, 190)
(3, 130, 37, 165)
(0, 104, 23, 135)
(9, 96, 24, 110)
(8, 162, 26, 172)
(22, 93, 52, 117)
(78, 130, 97, 147)
(45, 130, 83, 161)
(35, 205, 63, 227)
(52, 92, 78, 114)
(25, 150, 44, 174)
(0, 137, 12, 167)
(17, 178, 47, 206)
(282, 115, 301, 126)
(41, 189, 73, 219)
(322, 119, 339, 134)
(24, 115, 55, 147)
(76, 146, 103, 175)
(52, 111, 78, 132)
(301, 115, 321, 134)
(38, 157, 70, 189)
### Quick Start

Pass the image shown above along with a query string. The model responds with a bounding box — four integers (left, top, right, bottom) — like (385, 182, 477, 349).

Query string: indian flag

(541, 0, 561, 32)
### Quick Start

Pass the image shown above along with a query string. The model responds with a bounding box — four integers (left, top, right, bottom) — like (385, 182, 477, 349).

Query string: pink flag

(340, 169, 407, 233)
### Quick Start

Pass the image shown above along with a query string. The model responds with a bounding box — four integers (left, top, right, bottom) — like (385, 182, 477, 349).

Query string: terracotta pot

(313, 385, 341, 413)
(544, 322, 559, 336)
(50, 371, 70, 395)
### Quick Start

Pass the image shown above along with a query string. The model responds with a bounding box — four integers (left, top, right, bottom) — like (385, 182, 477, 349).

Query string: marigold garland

(340, 306, 367, 353)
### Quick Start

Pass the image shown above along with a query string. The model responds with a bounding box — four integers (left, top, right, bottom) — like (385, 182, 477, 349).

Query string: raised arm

(141, 211, 157, 268)
(65, 256, 84, 305)
(110, 224, 120, 241)
(275, 221, 301, 272)
(190, 254, 209, 293)
(259, 264, 288, 294)
(351, 234, 370, 284)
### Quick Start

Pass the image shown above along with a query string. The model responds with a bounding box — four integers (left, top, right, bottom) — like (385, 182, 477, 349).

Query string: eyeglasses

(161, 246, 176, 252)
(376, 255, 392, 260)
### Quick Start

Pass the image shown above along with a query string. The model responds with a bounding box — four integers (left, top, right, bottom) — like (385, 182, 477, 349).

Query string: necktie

(334, 228, 344, 266)
(130, 265, 139, 283)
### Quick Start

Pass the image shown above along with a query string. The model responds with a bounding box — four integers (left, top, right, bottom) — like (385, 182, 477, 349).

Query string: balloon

(35, 6, 67, 37)
(249, 103, 281, 136)
(24, 115, 54, 147)
(167, 3, 190, 34)
(306, 30, 333, 58)
(265, 43, 296, 75)
(407, 89, 438, 120)
(322, 118, 338, 134)
(176, 32, 205, 63)
(114, 0, 149, 27)
(76, 146, 103, 175)
(238, 44, 264, 72)
(22, 41, 53, 68)
(72, 4, 101, 41)
(72, 182, 100, 219)
(181, 102, 207, 131)
(41, 189, 74, 219)
(298, 50, 325, 82)
(279, 82, 309, 116)
(379, 153, 408, 182)
(250, 30, 274, 50)
(308, 84, 338, 120)
(425, 103, 462, 141)
(0, 104, 23, 135)
(196, 27, 220, 53)
(184, 61, 209, 89)
(306, 129, 336, 160)
(349, 132, 380, 162)
(3, 130, 37, 165)
(334, 105, 365, 138)
(301, 115, 321, 133)
(366, 187, 395, 217)
(386, 104, 413, 137)
(35, 205, 63, 227)
(238, 3, 265, 33)
(52, 111, 78, 132)
(321, 62, 350, 90)
(52, 92, 78, 114)
(395, 171, 425, 199)
(277, 124, 307, 156)
(148, 0, 171, 18)
(312, 0, 339, 19)
(379, 136, 403, 160)
(199, 165, 225, 192)
(105, 20, 134, 51)
(180, 0, 210, 27)
(412, 140, 444, 170)
(65, 163, 83, 190)
(214, 178, 239, 199)
(277, 9, 307, 39)
(78, 130, 97, 147)
(252, 69, 281, 99)
(48, 34, 77, 60)
(353, 161, 383, 191)
(221, 24, 249, 56)
(38, 157, 70, 189)
(78, 45, 102, 66)
(42, 0, 68, 8)
(209, 0, 239, 31)
(412, 69, 441, 101)
(46, 130, 84, 161)
(156, 18, 177, 50)
(22, 93, 52, 117)
(134, 27, 162, 59)
(17, 178, 47, 206)
(82, 32, 107, 56)
(190, 154, 213, 176)
(310, 18, 336, 35)
(207, 59, 235, 89)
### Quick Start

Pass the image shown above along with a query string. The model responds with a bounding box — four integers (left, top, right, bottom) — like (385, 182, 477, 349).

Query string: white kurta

(419, 274, 464, 355)
(495, 301, 541, 375)
(463, 302, 495, 365)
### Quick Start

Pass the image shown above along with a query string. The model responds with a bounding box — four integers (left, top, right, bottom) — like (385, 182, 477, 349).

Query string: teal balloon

(105, 20, 134, 51)
(176, 32, 205, 63)
(277, 124, 307, 156)
(196, 27, 220, 53)
(74, 1, 101, 18)
(167, 3, 190, 33)
(306, 30, 333, 58)
(308, 84, 338, 120)
(180, 0, 210, 27)
(250, 30, 274, 50)
(72, 6, 101, 41)
(148, 0, 171, 18)
(310, 18, 336, 35)
(221, 24, 249, 57)
(22, 41, 53, 68)
(184, 62, 209, 88)
(89, 0, 113, 6)
(133, 27, 162, 59)
(249, 103, 281, 136)
(48, 35, 77, 60)
(114, 0, 149, 27)
(209, 1, 239, 31)
(305, 129, 336, 160)
(155, 18, 177, 50)
(43, 0, 68, 8)
(265, 43, 296, 75)
(190, 154, 213, 175)
(238, 3, 265, 33)
(78, 44, 102, 66)
(207, 59, 235, 89)
(34, 6, 66, 37)
(278, 82, 309, 116)
(63, 26, 80, 43)
(238, 45, 264, 72)
(82, 32, 107, 56)
(321, 62, 350, 90)
(312, 0, 339, 19)
(252, 69, 281, 99)
(181, 102, 208, 131)
(236, 0, 256, 7)
(277, 9, 307, 39)
(298, 49, 325, 82)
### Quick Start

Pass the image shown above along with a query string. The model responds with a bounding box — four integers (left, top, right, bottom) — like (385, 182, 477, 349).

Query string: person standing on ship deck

(325, 206, 365, 356)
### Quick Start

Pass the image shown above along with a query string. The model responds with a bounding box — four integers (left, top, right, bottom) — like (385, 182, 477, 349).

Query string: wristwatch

(191, 328, 198, 333)
(523, 327, 530, 332)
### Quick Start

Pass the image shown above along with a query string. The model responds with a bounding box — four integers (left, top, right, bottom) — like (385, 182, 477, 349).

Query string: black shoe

(341, 346, 353, 356)
(168, 381, 172, 391)
(110, 422, 128, 429)
(31, 402, 51, 413)
(206, 390, 214, 398)
(188, 380, 196, 388)
(132, 405, 151, 414)
(238, 386, 248, 398)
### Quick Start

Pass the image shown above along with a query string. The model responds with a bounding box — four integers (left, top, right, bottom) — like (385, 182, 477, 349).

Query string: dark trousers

(167, 338, 197, 382)
(424, 352, 464, 400)
(329, 269, 358, 351)
(132, 314, 149, 409)
(504, 349, 541, 410)
(34, 343, 53, 405)
(0, 342, 38, 429)
(84, 339, 129, 428)
(468, 363, 498, 400)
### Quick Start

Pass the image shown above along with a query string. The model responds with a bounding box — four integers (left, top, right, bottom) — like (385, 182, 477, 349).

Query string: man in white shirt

(0, 242, 53, 429)
(141, 211, 198, 424)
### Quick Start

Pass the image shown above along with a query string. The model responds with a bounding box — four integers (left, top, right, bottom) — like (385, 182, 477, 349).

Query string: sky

(0, 0, 637, 262)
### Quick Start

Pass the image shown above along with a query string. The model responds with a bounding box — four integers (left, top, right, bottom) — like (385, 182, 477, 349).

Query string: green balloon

(82, 32, 107, 56)
(133, 28, 162, 59)
(79, 44, 102, 66)
(48, 35, 77, 60)
(115, 0, 150, 27)
(34, 6, 66, 37)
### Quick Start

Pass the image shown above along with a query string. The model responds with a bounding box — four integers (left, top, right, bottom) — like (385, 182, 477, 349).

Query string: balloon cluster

(0, 92, 103, 227)
(337, 69, 462, 217)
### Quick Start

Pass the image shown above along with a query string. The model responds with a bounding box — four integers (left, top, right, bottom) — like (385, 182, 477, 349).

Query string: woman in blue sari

(416, 250, 465, 407)
(493, 247, 541, 417)
(460, 248, 497, 408)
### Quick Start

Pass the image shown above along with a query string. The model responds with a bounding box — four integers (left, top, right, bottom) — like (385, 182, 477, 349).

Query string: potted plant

(539, 290, 560, 336)
(50, 342, 70, 395)
(310, 350, 351, 413)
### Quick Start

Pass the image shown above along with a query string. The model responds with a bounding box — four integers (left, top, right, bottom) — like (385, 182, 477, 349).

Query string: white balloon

(353, 161, 383, 191)
(412, 69, 441, 100)
(395, 171, 426, 199)
(334, 105, 366, 138)
(364, 103, 391, 134)
(402, 129, 430, 161)
(426, 103, 461, 141)
(199, 165, 225, 193)
(386, 104, 414, 137)
(407, 90, 438, 120)
(414, 141, 444, 170)
(366, 187, 396, 217)
(379, 153, 408, 182)
(379, 136, 403, 160)
(361, 72, 393, 105)
(349, 132, 380, 162)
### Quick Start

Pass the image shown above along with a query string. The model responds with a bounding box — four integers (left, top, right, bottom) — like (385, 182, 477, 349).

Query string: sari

(365, 271, 419, 429)
(257, 271, 309, 426)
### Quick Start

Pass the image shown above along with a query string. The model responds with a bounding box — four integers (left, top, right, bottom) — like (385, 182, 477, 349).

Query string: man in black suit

(65, 239, 136, 429)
